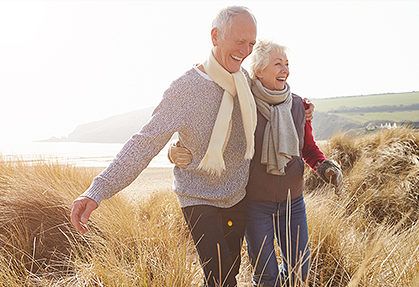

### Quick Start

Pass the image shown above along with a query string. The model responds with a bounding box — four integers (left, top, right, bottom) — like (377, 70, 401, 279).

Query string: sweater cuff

(81, 185, 105, 205)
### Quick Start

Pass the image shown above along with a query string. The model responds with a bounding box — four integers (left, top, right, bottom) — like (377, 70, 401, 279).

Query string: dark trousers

(182, 198, 247, 287)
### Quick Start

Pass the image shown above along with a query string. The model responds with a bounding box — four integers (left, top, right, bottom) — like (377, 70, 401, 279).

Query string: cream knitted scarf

(251, 79, 299, 175)
(197, 52, 257, 176)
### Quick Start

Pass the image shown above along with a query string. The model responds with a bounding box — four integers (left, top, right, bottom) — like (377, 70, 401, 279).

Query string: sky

(0, 0, 418, 142)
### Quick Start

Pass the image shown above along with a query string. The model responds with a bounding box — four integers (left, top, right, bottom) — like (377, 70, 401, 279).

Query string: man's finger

(80, 200, 97, 224)
(70, 198, 97, 234)
(70, 202, 84, 233)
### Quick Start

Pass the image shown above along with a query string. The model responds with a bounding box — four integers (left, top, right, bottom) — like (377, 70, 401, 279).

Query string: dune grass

(0, 127, 418, 286)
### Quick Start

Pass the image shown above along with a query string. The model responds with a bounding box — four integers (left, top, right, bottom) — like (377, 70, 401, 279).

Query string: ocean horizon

(0, 141, 173, 168)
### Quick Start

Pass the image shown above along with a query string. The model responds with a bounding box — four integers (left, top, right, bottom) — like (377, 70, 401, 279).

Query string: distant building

(366, 122, 398, 132)
(379, 122, 397, 129)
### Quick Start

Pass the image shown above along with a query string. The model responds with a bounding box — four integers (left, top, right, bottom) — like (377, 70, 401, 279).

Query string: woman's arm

(302, 117, 326, 170)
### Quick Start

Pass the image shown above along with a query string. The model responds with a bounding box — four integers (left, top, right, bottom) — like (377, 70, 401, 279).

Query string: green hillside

(312, 91, 419, 112)
(338, 111, 419, 124)
(310, 91, 419, 139)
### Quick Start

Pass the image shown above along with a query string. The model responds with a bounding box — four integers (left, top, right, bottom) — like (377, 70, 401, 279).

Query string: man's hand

(70, 196, 98, 234)
(168, 140, 193, 168)
(303, 98, 315, 121)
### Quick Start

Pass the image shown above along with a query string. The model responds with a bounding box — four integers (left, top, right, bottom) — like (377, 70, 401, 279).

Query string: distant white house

(366, 122, 397, 131)
(379, 122, 398, 129)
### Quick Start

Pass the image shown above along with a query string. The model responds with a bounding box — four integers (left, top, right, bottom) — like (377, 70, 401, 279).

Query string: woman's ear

(255, 69, 263, 79)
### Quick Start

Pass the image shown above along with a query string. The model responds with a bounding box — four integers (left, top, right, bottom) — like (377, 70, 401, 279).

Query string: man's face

(257, 50, 289, 91)
(212, 13, 257, 73)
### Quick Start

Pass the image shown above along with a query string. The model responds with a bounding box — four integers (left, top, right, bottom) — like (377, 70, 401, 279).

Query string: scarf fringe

(244, 143, 255, 159)
(197, 151, 226, 177)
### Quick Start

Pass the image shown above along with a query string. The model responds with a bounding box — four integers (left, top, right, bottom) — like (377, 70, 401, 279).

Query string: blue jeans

(245, 196, 310, 287)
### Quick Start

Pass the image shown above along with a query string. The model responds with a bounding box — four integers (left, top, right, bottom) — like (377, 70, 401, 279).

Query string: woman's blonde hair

(249, 39, 287, 79)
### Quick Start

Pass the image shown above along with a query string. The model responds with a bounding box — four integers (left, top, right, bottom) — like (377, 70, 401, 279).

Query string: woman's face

(256, 50, 289, 91)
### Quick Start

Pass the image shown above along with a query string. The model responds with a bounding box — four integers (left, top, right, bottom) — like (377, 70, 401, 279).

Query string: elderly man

(71, 6, 258, 287)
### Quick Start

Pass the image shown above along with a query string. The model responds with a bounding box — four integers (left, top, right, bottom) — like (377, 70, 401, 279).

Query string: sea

(0, 141, 173, 168)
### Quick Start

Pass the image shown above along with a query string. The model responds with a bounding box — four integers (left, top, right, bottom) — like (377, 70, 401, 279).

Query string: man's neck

(197, 64, 206, 74)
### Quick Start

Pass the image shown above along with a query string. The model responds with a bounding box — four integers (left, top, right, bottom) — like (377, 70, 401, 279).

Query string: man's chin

(228, 65, 241, 73)
(225, 60, 242, 73)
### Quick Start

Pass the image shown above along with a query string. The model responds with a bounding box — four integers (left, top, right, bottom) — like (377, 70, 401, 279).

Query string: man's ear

(211, 27, 219, 46)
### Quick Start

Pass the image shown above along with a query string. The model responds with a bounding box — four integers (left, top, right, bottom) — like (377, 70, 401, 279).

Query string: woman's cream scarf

(251, 79, 299, 175)
(198, 52, 257, 176)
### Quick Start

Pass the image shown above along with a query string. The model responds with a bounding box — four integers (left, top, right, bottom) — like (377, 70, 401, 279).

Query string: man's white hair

(212, 6, 256, 38)
(249, 39, 287, 80)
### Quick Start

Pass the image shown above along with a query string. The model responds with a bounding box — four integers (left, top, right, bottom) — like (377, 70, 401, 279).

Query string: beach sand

(91, 166, 174, 202)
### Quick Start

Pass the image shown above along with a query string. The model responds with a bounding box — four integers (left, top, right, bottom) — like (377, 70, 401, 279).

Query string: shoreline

(0, 155, 174, 201)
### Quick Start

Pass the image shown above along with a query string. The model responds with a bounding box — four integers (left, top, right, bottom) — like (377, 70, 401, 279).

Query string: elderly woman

(243, 40, 342, 286)
(170, 40, 342, 286)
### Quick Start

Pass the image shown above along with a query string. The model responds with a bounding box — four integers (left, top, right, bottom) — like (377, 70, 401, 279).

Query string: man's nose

(239, 44, 252, 56)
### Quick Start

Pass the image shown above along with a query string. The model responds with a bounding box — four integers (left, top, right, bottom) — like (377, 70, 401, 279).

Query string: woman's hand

(168, 140, 193, 168)
(303, 98, 315, 121)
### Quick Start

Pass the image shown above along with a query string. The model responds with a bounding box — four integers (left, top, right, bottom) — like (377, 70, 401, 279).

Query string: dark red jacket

(245, 95, 326, 202)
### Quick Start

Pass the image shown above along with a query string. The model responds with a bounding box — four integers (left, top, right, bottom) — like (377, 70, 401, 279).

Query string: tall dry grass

(0, 127, 418, 286)
(0, 159, 202, 287)
(304, 127, 419, 286)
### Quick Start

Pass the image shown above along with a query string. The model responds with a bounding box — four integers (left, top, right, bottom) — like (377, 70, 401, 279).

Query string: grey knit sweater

(82, 68, 251, 208)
